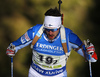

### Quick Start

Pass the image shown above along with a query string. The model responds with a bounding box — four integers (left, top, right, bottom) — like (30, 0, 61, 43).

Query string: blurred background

(0, 0, 99, 77)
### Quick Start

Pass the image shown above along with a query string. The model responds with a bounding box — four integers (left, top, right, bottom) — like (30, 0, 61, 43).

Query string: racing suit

(8, 24, 97, 77)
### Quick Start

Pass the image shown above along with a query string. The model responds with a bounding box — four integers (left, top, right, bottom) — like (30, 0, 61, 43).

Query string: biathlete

(6, 7, 97, 77)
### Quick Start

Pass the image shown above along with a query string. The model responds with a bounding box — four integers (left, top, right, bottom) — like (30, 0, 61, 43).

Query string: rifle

(58, 0, 64, 25)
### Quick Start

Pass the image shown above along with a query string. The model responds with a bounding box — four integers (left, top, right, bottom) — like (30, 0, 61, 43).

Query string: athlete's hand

(6, 43, 15, 57)
(84, 39, 97, 60)
(84, 39, 94, 55)
(86, 43, 95, 55)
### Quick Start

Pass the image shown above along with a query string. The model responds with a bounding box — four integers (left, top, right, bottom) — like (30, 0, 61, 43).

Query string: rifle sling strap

(32, 25, 68, 54)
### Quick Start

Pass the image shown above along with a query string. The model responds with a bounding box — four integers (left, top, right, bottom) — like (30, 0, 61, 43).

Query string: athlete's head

(43, 7, 61, 40)
(44, 7, 62, 29)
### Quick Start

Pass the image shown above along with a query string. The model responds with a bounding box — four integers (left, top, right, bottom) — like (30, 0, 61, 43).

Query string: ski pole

(89, 55, 92, 77)
(84, 39, 92, 77)
(11, 57, 13, 77)
(87, 39, 92, 77)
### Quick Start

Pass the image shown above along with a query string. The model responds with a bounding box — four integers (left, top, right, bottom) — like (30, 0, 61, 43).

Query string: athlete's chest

(33, 34, 65, 56)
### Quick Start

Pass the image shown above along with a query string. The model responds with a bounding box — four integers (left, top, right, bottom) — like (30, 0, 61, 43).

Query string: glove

(6, 43, 15, 57)
(84, 39, 97, 60)
(86, 43, 95, 55)
(84, 39, 94, 55)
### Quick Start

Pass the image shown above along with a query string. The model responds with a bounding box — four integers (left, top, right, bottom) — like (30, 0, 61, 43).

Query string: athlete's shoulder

(69, 31, 82, 46)
(64, 27, 73, 34)
(33, 24, 43, 28)
(27, 24, 42, 33)
(64, 27, 82, 46)
(31, 24, 43, 31)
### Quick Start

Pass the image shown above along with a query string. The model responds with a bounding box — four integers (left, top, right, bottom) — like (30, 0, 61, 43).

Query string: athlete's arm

(6, 24, 43, 56)
(69, 32, 97, 62)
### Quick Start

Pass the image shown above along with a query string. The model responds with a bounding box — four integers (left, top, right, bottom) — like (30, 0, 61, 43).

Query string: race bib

(32, 50, 67, 69)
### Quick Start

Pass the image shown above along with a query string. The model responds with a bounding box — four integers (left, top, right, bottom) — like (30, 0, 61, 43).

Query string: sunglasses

(44, 28, 58, 32)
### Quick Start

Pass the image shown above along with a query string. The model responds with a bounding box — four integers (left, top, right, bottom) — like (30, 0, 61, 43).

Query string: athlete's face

(45, 28, 60, 40)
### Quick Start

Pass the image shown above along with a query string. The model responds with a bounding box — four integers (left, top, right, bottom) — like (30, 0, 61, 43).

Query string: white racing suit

(10, 24, 97, 77)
